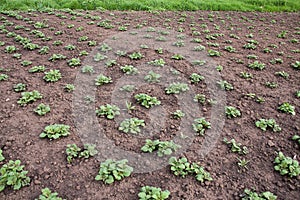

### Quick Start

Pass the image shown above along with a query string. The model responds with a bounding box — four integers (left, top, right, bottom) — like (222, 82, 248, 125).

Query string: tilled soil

(0, 10, 299, 200)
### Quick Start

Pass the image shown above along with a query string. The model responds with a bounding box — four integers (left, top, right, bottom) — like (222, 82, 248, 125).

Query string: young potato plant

(64, 84, 75, 92)
(241, 189, 277, 200)
(66, 144, 98, 163)
(95, 159, 133, 184)
(120, 65, 138, 75)
(29, 66, 45, 73)
(274, 152, 300, 178)
(95, 104, 120, 119)
(169, 157, 213, 182)
(95, 74, 112, 86)
(36, 187, 65, 200)
(68, 58, 81, 67)
(0, 160, 30, 191)
(0, 149, 4, 162)
(0, 74, 9, 81)
(40, 124, 70, 139)
(172, 110, 185, 119)
(138, 186, 170, 200)
(194, 94, 206, 105)
(81, 65, 94, 74)
(119, 118, 145, 134)
(192, 118, 211, 136)
(223, 138, 248, 155)
(248, 61, 265, 70)
(148, 58, 165, 67)
(34, 103, 50, 116)
(225, 106, 241, 118)
(292, 135, 300, 145)
(291, 61, 300, 70)
(129, 52, 143, 60)
(295, 91, 300, 98)
(134, 93, 161, 109)
(43, 69, 61, 82)
(278, 102, 296, 115)
(217, 80, 233, 91)
(144, 71, 161, 83)
(13, 83, 26, 92)
(190, 73, 204, 84)
(255, 118, 281, 132)
(165, 83, 189, 94)
(141, 139, 181, 157)
(48, 54, 66, 61)
(17, 90, 42, 106)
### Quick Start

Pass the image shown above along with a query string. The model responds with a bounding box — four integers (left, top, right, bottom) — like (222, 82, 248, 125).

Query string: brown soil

(0, 10, 300, 200)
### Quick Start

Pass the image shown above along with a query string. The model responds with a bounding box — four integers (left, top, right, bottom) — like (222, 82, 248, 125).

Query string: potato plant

(274, 152, 300, 177)
(255, 118, 281, 132)
(34, 103, 50, 116)
(13, 83, 26, 92)
(223, 138, 248, 155)
(190, 73, 204, 84)
(95, 74, 112, 86)
(278, 102, 296, 115)
(241, 189, 277, 200)
(66, 144, 98, 163)
(40, 124, 70, 139)
(165, 83, 189, 94)
(134, 93, 161, 109)
(0, 160, 30, 191)
(0, 149, 4, 162)
(225, 106, 241, 118)
(96, 104, 120, 119)
(36, 187, 65, 200)
(17, 90, 42, 106)
(141, 139, 181, 157)
(43, 69, 62, 82)
(138, 186, 170, 200)
(0, 74, 8, 81)
(192, 118, 211, 136)
(95, 159, 133, 184)
(119, 118, 145, 134)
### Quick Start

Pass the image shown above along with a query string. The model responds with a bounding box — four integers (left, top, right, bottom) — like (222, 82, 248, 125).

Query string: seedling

(240, 72, 253, 79)
(36, 187, 65, 200)
(0, 160, 30, 191)
(265, 82, 278, 89)
(165, 83, 189, 94)
(208, 49, 221, 56)
(141, 139, 181, 157)
(223, 138, 248, 155)
(169, 157, 212, 182)
(171, 54, 185, 60)
(242, 189, 277, 200)
(105, 60, 117, 67)
(79, 50, 88, 56)
(12, 53, 21, 59)
(18, 90, 42, 106)
(274, 152, 300, 177)
(237, 158, 249, 171)
(120, 65, 138, 75)
(29, 66, 45, 73)
(144, 71, 161, 83)
(64, 84, 75, 92)
(190, 73, 204, 84)
(192, 118, 211, 136)
(13, 83, 26, 92)
(95, 104, 120, 119)
(120, 85, 135, 92)
(138, 186, 170, 200)
(34, 103, 50, 116)
(49, 54, 66, 61)
(172, 110, 185, 119)
(40, 124, 70, 139)
(217, 80, 233, 91)
(248, 61, 265, 70)
(79, 144, 98, 159)
(5, 45, 17, 53)
(291, 61, 300, 69)
(43, 69, 61, 82)
(68, 58, 81, 67)
(278, 102, 295, 115)
(95, 74, 112, 86)
(277, 30, 288, 38)
(95, 159, 133, 184)
(21, 60, 32, 67)
(129, 52, 143, 60)
(66, 144, 81, 163)
(0, 149, 4, 162)
(119, 118, 145, 134)
(255, 118, 281, 132)
(134, 93, 161, 109)
(243, 43, 256, 50)
(194, 94, 206, 105)
(224, 46, 236, 52)
(193, 45, 205, 51)
(115, 50, 127, 56)
(94, 53, 107, 61)
(148, 58, 165, 67)
(64, 44, 76, 51)
(225, 106, 241, 118)
(81, 65, 94, 74)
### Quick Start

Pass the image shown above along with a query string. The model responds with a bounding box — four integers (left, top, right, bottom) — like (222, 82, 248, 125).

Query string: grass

(0, 0, 299, 12)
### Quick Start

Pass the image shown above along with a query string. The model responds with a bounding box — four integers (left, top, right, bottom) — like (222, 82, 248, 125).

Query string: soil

(0, 10, 300, 200)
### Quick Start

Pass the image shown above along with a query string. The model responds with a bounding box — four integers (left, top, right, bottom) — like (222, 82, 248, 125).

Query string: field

(0, 9, 299, 200)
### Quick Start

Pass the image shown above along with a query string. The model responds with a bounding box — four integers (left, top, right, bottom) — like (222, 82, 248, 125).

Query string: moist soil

(0, 10, 300, 200)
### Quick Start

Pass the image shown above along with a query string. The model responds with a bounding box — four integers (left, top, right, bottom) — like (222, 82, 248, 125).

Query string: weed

(34, 103, 50, 116)
(18, 90, 42, 106)
(165, 83, 189, 94)
(274, 152, 300, 177)
(172, 110, 185, 119)
(119, 118, 145, 134)
(95, 74, 112, 86)
(223, 138, 248, 155)
(95, 159, 133, 184)
(40, 124, 70, 139)
(190, 73, 204, 84)
(43, 69, 61, 82)
(138, 186, 170, 200)
(121, 65, 138, 75)
(255, 118, 281, 132)
(278, 102, 295, 115)
(217, 80, 234, 91)
(141, 139, 181, 157)
(36, 187, 65, 200)
(192, 118, 211, 136)
(96, 104, 120, 119)
(0, 160, 30, 191)
(225, 106, 241, 118)
(134, 93, 161, 109)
